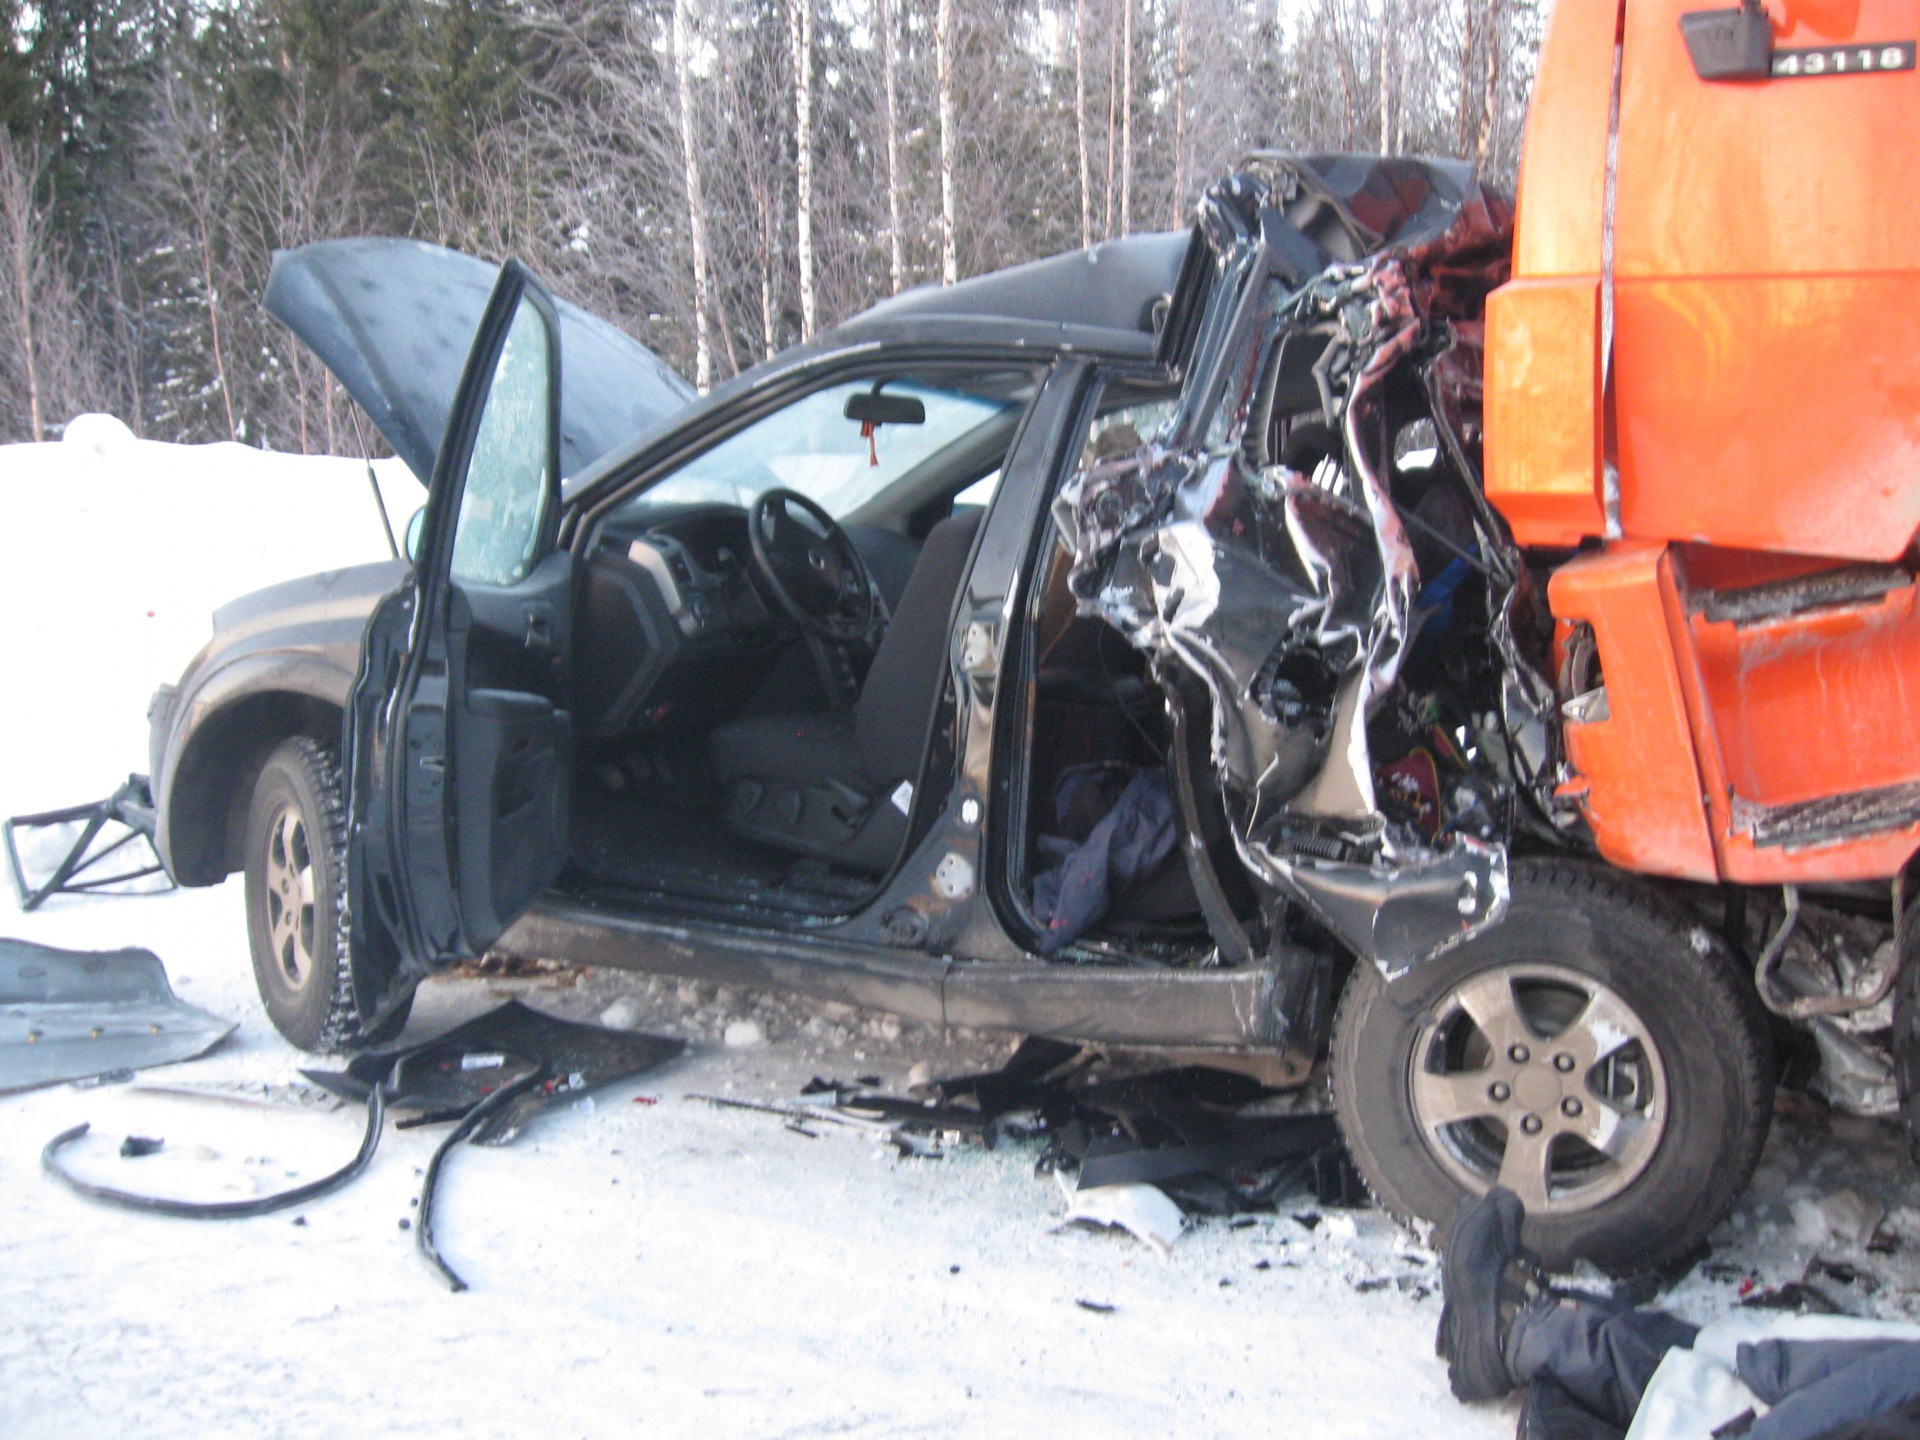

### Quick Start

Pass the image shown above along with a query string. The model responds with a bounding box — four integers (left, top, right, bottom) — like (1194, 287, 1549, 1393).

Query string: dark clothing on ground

(1507, 1301, 1920, 1440)
(1507, 1293, 1700, 1428)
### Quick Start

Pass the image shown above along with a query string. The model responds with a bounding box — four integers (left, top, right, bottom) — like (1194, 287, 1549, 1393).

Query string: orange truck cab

(1488, 0, 1920, 886)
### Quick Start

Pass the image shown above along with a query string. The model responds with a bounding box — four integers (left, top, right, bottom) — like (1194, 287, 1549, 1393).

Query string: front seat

(710, 509, 982, 872)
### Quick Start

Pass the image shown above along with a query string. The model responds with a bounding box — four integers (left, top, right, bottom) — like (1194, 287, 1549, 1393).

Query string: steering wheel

(747, 488, 880, 643)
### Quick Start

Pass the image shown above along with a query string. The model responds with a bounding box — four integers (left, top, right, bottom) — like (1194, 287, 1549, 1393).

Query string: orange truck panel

(1667, 549, 1920, 881)
(1510, 0, 1618, 278)
(1548, 544, 1720, 880)
(1610, 0, 1920, 559)
(1613, 277, 1920, 561)
(1483, 0, 1618, 547)
(1484, 278, 1606, 547)
(1494, 0, 1920, 884)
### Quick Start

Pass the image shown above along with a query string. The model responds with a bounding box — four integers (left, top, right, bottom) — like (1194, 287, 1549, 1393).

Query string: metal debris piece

(4, 775, 172, 911)
(0, 938, 233, 1094)
(1059, 1180, 1187, 1255)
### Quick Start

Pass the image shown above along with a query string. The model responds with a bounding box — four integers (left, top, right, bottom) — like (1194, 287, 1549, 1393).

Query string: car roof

(563, 231, 1190, 501)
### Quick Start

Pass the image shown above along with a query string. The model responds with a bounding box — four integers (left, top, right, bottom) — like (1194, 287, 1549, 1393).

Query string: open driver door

(342, 260, 574, 1029)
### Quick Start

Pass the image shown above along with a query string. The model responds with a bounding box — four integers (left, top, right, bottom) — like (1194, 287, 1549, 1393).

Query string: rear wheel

(243, 737, 410, 1053)
(1331, 858, 1773, 1273)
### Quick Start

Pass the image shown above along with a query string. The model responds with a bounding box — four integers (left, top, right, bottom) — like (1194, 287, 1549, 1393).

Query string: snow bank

(0, 419, 420, 816)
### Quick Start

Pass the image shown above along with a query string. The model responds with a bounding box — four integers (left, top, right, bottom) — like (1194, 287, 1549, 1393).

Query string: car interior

(560, 366, 1037, 914)
(555, 369, 1228, 959)
(1009, 394, 1233, 963)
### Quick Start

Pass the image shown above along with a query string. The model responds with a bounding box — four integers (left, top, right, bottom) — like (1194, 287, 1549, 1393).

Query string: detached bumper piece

(4, 775, 172, 912)
(0, 938, 234, 1094)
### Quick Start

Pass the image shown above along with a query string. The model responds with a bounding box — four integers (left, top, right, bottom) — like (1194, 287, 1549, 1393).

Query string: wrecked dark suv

(150, 156, 1823, 1274)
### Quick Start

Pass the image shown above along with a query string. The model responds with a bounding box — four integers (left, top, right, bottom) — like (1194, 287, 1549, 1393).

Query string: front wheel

(242, 737, 410, 1053)
(1331, 858, 1774, 1273)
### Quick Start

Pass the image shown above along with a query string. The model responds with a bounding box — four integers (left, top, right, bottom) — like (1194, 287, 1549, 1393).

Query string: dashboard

(575, 504, 787, 738)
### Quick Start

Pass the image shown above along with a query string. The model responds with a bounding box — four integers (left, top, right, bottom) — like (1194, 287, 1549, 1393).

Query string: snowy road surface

(2, 424, 1915, 1438)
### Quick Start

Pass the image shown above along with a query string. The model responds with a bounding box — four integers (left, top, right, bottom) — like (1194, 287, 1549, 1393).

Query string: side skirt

(498, 900, 1295, 1054)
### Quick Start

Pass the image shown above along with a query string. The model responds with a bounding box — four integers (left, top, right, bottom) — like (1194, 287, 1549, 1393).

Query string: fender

(153, 653, 360, 884)
(150, 559, 408, 885)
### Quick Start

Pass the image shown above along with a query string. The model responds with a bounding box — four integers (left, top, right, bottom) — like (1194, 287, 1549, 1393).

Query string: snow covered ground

(1, 422, 1916, 1438)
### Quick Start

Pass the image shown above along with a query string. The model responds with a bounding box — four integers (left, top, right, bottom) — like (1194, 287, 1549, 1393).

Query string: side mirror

(404, 507, 426, 564)
(1680, 0, 1773, 79)
(845, 388, 926, 427)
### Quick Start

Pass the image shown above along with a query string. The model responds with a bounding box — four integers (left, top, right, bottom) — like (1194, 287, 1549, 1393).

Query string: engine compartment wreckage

(1055, 156, 1535, 986)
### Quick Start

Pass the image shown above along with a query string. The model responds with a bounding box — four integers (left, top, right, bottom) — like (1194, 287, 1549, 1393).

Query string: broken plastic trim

(41, 1085, 388, 1219)
(416, 1062, 548, 1292)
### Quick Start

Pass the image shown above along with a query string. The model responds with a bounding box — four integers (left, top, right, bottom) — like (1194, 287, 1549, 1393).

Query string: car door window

(451, 295, 554, 586)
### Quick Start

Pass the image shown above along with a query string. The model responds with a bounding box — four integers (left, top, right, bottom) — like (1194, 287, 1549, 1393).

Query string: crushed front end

(1055, 155, 1563, 981)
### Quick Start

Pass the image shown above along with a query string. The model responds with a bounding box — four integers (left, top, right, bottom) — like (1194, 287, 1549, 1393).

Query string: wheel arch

(160, 666, 350, 886)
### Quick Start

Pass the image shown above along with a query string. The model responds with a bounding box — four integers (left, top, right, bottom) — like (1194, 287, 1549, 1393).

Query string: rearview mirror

(404, 506, 426, 564)
(845, 389, 926, 427)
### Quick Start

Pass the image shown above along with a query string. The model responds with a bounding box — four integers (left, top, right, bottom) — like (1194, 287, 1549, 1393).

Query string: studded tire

(1330, 857, 1774, 1274)
(242, 737, 409, 1053)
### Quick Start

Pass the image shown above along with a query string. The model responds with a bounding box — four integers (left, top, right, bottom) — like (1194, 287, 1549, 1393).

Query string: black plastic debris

(304, 1000, 683, 1147)
(43, 1086, 389, 1220)
(303, 1000, 683, 1291)
(807, 1036, 1365, 1221)
(4, 776, 172, 912)
(42, 1000, 682, 1293)
(118, 1135, 164, 1158)
(1, 938, 234, 1093)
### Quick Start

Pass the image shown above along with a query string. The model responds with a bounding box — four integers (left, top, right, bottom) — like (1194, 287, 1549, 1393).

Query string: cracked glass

(451, 296, 553, 587)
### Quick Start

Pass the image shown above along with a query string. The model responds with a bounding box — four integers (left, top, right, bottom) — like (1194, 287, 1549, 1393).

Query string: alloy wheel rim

(263, 803, 318, 991)
(1407, 962, 1666, 1214)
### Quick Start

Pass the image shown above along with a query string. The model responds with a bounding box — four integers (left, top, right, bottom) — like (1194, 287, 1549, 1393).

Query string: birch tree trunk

(1332, 0, 1359, 145)
(673, 0, 713, 389)
(1458, 0, 1480, 156)
(1477, 0, 1501, 165)
(1170, 0, 1188, 227)
(1075, 0, 1091, 249)
(936, 0, 957, 284)
(880, 0, 904, 292)
(790, 0, 816, 337)
(0, 135, 43, 441)
(195, 204, 237, 442)
(1119, 0, 1132, 236)
(1378, 0, 1394, 154)
(1103, 7, 1117, 239)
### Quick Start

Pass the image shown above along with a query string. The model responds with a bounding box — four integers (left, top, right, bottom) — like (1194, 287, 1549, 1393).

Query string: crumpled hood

(264, 238, 696, 484)
(1056, 154, 1543, 982)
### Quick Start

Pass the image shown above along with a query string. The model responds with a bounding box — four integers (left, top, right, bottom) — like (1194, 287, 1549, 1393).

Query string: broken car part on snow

(0, 938, 232, 1094)
(4, 776, 172, 913)
(723, 1035, 1364, 1247)
(39, 1000, 682, 1292)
